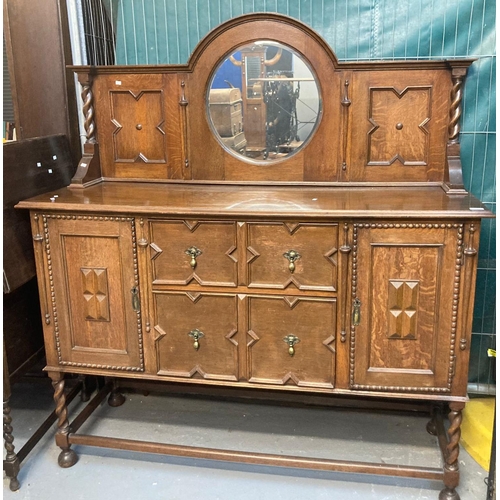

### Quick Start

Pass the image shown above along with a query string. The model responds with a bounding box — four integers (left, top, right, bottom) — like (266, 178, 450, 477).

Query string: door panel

(352, 223, 461, 392)
(46, 216, 143, 371)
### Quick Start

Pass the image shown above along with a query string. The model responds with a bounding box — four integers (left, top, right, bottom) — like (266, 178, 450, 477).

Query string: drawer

(153, 292, 239, 381)
(246, 223, 338, 291)
(246, 295, 336, 389)
(149, 220, 238, 286)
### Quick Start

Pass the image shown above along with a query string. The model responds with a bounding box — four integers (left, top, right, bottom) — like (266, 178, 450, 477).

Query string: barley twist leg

(51, 374, 78, 468)
(439, 403, 463, 500)
(3, 400, 20, 491)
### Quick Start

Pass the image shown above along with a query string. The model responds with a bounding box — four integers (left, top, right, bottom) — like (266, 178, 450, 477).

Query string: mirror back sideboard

(15, 14, 493, 500)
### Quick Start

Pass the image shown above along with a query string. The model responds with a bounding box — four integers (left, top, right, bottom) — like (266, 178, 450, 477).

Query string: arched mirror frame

(186, 14, 342, 182)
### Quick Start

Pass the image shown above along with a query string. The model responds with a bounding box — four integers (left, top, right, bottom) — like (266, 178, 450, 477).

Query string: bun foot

(108, 390, 126, 407)
(9, 477, 20, 491)
(426, 418, 437, 436)
(439, 487, 460, 500)
(58, 448, 78, 468)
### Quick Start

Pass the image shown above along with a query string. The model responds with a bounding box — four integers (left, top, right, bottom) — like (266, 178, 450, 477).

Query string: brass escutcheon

(283, 334, 300, 356)
(185, 246, 202, 269)
(283, 249, 301, 274)
(188, 329, 204, 350)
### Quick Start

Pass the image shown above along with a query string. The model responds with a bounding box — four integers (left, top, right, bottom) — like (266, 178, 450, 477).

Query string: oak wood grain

(149, 220, 238, 287)
(44, 216, 143, 371)
(153, 291, 239, 381)
(246, 222, 338, 291)
(95, 74, 183, 179)
(246, 295, 336, 389)
(68, 433, 443, 480)
(18, 183, 492, 219)
(353, 224, 460, 392)
(349, 70, 450, 182)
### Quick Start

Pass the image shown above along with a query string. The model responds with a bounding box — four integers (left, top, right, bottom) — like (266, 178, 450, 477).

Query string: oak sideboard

(15, 14, 493, 500)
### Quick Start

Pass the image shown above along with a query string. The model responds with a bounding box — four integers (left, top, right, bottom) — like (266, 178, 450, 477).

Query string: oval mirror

(207, 41, 321, 163)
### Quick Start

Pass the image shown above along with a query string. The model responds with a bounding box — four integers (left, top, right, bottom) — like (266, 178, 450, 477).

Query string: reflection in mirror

(208, 42, 321, 163)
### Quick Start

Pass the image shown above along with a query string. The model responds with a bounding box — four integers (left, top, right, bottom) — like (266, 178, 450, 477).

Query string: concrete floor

(3, 378, 488, 500)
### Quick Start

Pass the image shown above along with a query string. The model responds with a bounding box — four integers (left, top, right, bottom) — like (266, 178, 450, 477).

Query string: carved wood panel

(387, 279, 419, 340)
(81, 267, 110, 321)
(154, 292, 238, 381)
(94, 74, 183, 179)
(349, 70, 450, 182)
(44, 215, 144, 371)
(351, 223, 462, 392)
(149, 220, 238, 287)
(367, 86, 431, 166)
(111, 90, 166, 163)
(246, 222, 338, 291)
(246, 295, 336, 389)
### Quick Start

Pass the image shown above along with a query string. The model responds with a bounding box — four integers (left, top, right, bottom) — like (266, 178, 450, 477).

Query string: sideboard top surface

(17, 182, 492, 219)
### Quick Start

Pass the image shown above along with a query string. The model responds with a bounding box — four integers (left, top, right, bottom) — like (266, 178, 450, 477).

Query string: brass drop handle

(185, 246, 202, 269)
(283, 249, 301, 274)
(283, 334, 300, 357)
(188, 329, 204, 350)
(352, 298, 361, 326)
(131, 286, 140, 312)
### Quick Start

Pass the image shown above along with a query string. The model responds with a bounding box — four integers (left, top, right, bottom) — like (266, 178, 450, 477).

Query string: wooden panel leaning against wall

(14, 13, 494, 500)
(3, 0, 81, 164)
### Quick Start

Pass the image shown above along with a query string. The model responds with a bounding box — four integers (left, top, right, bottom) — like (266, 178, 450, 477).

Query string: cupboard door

(153, 292, 239, 381)
(246, 222, 338, 291)
(45, 216, 144, 371)
(149, 220, 238, 287)
(246, 295, 336, 389)
(352, 223, 462, 392)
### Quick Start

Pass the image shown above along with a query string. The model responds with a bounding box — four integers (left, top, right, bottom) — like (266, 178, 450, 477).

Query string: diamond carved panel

(387, 280, 420, 340)
(81, 267, 110, 322)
